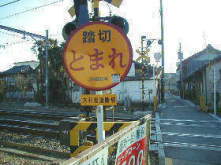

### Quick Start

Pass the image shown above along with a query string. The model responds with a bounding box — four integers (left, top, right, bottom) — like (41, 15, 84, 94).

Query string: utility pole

(92, 0, 105, 143)
(45, 30, 49, 107)
(178, 43, 183, 98)
(160, 0, 165, 102)
(141, 36, 146, 111)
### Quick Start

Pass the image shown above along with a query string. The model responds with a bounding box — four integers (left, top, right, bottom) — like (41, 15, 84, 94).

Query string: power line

(0, 28, 60, 43)
(0, 0, 20, 8)
(0, 0, 64, 20)
(0, 30, 21, 38)
(0, 40, 33, 48)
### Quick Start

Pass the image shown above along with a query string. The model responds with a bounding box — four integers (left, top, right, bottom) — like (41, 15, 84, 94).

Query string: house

(178, 44, 221, 108)
(0, 61, 39, 100)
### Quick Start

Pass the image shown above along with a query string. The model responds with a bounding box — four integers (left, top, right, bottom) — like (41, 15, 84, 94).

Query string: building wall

(2, 73, 37, 100)
(206, 61, 221, 107)
(111, 79, 158, 104)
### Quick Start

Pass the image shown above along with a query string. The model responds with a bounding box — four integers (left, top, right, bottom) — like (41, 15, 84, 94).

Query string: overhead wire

(0, 0, 65, 20)
(0, 0, 20, 8)
(0, 39, 34, 49)
(0, 30, 22, 38)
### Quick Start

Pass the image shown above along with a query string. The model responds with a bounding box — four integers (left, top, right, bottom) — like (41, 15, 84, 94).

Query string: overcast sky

(1, 0, 221, 73)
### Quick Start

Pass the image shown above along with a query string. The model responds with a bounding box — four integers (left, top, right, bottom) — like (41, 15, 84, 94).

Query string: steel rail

(0, 141, 69, 161)
(0, 123, 59, 137)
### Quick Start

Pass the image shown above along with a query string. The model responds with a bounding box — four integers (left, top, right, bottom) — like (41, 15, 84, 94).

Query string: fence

(60, 114, 151, 165)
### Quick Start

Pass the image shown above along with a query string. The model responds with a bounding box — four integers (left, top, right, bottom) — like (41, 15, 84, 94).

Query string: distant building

(164, 73, 179, 94)
(177, 44, 221, 108)
(0, 61, 39, 100)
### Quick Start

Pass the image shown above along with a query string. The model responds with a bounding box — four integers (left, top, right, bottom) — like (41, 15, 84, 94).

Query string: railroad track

(0, 141, 69, 162)
(0, 107, 147, 163)
(0, 119, 60, 137)
(0, 108, 72, 163)
(0, 108, 142, 139)
(0, 109, 78, 121)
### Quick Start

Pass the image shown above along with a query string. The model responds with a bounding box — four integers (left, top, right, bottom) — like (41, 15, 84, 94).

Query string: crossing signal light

(109, 16, 129, 34)
(62, 21, 77, 40)
(147, 40, 152, 47)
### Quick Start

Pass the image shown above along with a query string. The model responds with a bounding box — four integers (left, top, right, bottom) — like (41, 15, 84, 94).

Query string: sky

(1, 0, 221, 73)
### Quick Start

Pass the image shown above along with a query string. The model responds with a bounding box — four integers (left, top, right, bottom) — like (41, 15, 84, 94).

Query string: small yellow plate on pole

(80, 94, 117, 106)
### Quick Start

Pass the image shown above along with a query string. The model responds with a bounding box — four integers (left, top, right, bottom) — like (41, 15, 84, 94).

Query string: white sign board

(115, 123, 147, 165)
(80, 147, 108, 165)
(154, 52, 161, 62)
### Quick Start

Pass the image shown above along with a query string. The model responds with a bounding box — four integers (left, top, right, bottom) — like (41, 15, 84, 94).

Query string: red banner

(116, 137, 148, 165)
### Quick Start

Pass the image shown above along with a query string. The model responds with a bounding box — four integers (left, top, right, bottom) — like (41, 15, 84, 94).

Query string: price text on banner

(115, 123, 147, 165)
(80, 94, 117, 106)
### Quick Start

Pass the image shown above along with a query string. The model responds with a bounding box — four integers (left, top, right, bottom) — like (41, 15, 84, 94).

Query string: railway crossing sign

(136, 48, 150, 63)
(136, 55, 150, 63)
(63, 22, 133, 91)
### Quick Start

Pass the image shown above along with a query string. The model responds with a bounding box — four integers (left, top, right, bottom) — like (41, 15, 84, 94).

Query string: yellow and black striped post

(69, 121, 133, 157)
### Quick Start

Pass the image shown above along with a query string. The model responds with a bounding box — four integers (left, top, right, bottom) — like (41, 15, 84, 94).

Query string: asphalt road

(159, 93, 221, 165)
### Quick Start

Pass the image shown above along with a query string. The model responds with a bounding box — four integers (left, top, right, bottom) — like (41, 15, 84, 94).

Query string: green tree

(0, 80, 6, 101)
(32, 40, 70, 104)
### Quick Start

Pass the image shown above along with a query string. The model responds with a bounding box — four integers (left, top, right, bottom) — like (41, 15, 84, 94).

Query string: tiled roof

(0, 65, 34, 75)
(183, 44, 221, 64)
(182, 44, 221, 80)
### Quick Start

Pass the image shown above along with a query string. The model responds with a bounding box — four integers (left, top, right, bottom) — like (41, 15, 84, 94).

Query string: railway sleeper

(0, 123, 59, 137)
(0, 141, 69, 160)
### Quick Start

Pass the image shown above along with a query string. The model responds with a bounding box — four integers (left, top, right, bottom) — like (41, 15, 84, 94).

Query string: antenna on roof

(178, 42, 183, 60)
(202, 31, 208, 48)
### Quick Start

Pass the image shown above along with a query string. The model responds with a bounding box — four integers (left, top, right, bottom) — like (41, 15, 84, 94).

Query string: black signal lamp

(109, 16, 129, 34)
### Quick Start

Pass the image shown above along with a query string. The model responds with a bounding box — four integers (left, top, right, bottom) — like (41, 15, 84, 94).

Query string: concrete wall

(111, 79, 158, 104)
(6, 91, 34, 99)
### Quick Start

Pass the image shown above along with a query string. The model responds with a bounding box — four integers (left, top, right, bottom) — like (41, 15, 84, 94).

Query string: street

(158, 93, 221, 165)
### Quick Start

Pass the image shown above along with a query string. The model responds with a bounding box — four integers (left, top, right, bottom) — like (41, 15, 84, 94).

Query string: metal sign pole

(93, 0, 105, 143)
(160, 0, 165, 102)
(141, 36, 145, 111)
(96, 91, 105, 143)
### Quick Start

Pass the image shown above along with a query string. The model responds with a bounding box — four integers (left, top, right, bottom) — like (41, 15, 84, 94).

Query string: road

(158, 93, 221, 165)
